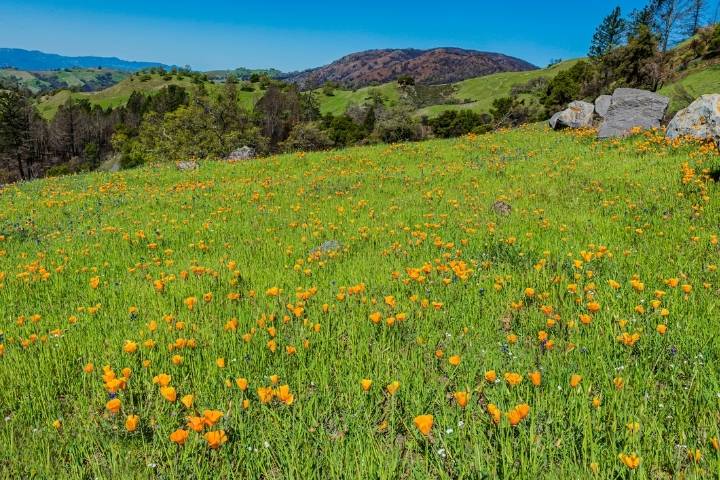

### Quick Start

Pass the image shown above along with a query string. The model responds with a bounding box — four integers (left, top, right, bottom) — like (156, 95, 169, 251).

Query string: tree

(684, 0, 707, 35)
(589, 7, 627, 58)
(707, 23, 720, 56)
(618, 25, 664, 90)
(542, 61, 593, 112)
(654, 0, 690, 52)
(280, 122, 333, 152)
(397, 75, 415, 86)
(0, 90, 35, 180)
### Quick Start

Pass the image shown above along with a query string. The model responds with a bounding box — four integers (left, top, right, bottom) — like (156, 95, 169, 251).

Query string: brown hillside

(286, 47, 537, 89)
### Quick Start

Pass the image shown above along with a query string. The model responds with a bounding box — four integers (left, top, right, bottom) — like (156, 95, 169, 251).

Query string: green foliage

(372, 105, 423, 143)
(589, 6, 627, 58)
(320, 114, 368, 147)
(428, 110, 491, 138)
(280, 122, 333, 152)
(396, 75, 415, 86)
(541, 61, 593, 112)
(707, 24, 720, 57)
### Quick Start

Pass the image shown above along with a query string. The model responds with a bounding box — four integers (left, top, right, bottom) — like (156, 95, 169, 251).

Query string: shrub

(280, 122, 333, 152)
(707, 24, 720, 58)
(428, 110, 491, 138)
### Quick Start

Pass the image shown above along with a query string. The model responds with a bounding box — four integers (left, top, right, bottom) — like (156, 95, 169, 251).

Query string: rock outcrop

(598, 88, 669, 138)
(227, 146, 256, 161)
(594, 95, 612, 118)
(666, 94, 720, 143)
(548, 101, 595, 130)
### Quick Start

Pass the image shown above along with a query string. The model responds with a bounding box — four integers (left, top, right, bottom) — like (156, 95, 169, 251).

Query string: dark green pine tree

(589, 6, 627, 59)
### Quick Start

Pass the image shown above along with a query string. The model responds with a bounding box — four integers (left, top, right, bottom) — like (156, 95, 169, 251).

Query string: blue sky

(0, 0, 681, 71)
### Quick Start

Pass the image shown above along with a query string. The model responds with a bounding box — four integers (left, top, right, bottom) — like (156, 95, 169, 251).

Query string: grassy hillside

(36, 74, 266, 119)
(316, 82, 401, 115)
(659, 62, 720, 113)
(0, 68, 129, 94)
(0, 125, 719, 478)
(417, 59, 580, 117)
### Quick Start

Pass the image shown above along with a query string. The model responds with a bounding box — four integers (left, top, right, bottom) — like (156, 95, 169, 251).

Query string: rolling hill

(35, 73, 264, 118)
(287, 48, 537, 89)
(0, 68, 130, 94)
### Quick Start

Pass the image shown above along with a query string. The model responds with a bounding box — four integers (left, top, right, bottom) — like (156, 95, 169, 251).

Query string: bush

(120, 150, 146, 170)
(541, 61, 593, 112)
(321, 114, 368, 147)
(428, 110, 491, 138)
(373, 106, 423, 143)
(280, 122, 333, 152)
(45, 164, 72, 177)
(397, 75, 415, 86)
(707, 24, 720, 58)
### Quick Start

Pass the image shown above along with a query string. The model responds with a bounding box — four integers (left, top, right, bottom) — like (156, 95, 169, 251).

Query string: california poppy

(204, 430, 228, 449)
(125, 414, 139, 432)
(413, 415, 433, 436)
(169, 429, 189, 445)
(106, 398, 121, 414)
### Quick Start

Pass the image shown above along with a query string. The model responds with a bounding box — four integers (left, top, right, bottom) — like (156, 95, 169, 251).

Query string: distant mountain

(0, 48, 169, 72)
(285, 47, 537, 89)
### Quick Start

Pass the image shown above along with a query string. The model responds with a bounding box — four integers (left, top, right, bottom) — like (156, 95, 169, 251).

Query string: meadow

(0, 125, 719, 479)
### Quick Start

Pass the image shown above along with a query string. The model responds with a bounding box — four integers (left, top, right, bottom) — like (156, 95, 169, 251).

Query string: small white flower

(457, 420, 465, 428)
(445, 428, 453, 435)
(263, 441, 270, 449)
(437, 448, 446, 458)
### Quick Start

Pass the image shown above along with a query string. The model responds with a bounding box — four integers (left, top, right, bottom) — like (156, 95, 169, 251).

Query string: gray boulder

(227, 146, 256, 161)
(594, 95, 612, 118)
(549, 101, 595, 130)
(176, 160, 199, 171)
(310, 240, 341, 256)
(598, 88, 669, 138)
(666, 94, 720, 143)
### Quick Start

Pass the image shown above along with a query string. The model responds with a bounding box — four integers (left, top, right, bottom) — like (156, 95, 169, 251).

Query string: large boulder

(594, 95, 612, 118)
(549, 101, 595, 130)
(227, 146, 256, 161)
(666, 94, 720, 143)
(598, 88, 669, 138)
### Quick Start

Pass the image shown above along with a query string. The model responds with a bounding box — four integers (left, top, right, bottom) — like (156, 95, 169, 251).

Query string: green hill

(659, 61, 720, 113)
(36, 74, 266, 118)
(0, 68, 129, 94)
(1, 125, 719, 478)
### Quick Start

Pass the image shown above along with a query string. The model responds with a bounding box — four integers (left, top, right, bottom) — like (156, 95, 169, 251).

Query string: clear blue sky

(0, 0, 680, 71)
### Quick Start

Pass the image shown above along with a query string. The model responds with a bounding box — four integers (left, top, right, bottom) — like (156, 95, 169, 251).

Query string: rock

(594, 95, 612, 118)
(491, 200, 512, 216)
(227, 146, 256, 161)
(666, 94, 720, 143)
(548, 101, 595, 130)
(176, 160, 199, 171)
(310, 240, 341, 256)
(598, 88, 669, 138)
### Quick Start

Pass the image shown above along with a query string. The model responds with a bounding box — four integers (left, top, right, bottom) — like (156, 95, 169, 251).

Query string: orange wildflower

(169, 429, 189, 445)
(413, 415, 433, 436)
(204, 430, 228, 449)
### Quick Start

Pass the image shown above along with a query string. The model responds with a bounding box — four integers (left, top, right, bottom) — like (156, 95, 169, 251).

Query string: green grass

(36, 75, 265, 119)
(0, 68, 130, 95)
(659, 63, 720, 113)
(0, 125, 719, 478)
(316, 83, 402, 115)
(415, 60, 580, 117)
